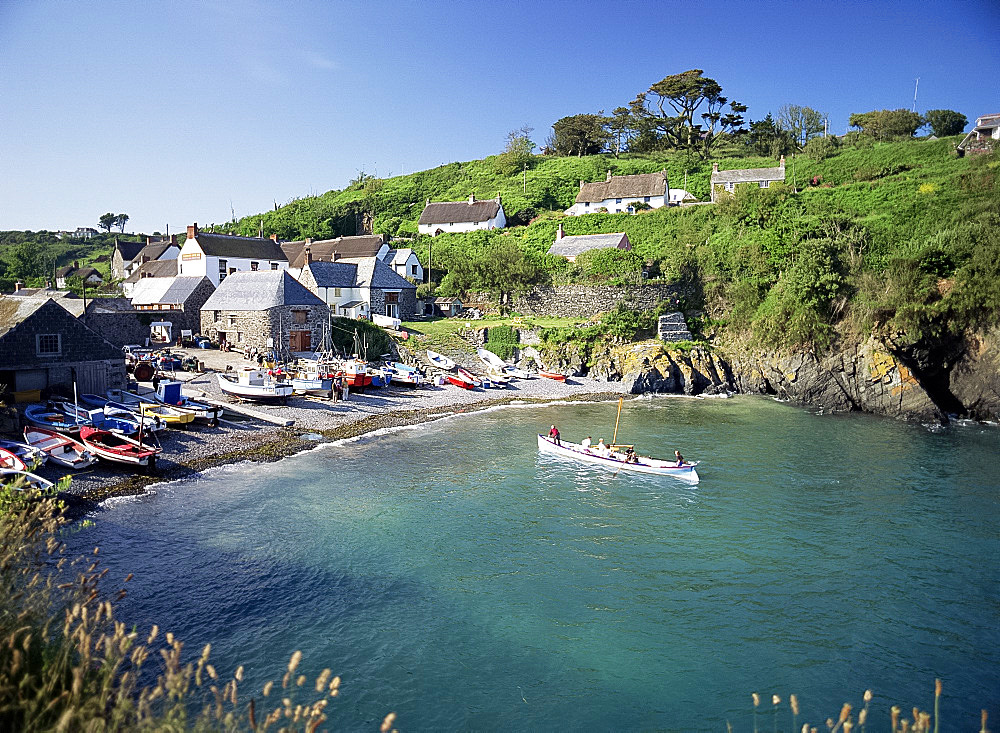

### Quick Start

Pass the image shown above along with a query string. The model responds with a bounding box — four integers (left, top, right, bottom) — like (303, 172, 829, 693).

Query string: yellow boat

(136, 401, 195, 425)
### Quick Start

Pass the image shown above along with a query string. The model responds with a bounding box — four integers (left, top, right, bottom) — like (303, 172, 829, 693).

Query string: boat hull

(446, 375, 476, 390)
(0, 439, 48, 467)
(23, 427, 97, 470)
(79, 427, 159, 467)
(536, 435, 699, 482)
(217, 373, 294, 401)
(538, 370, 567, 382)
(426, 350, 456, 371)
(0, 469, 56, 496)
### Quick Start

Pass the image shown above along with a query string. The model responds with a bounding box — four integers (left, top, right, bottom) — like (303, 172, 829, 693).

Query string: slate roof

(192, 232, 288, 260)
(340, 257, 417, 290)
(130, 241, 174, 264)
(383, 248, 416, 267)
(55, 265, 103, 280)
(201, 270, 325, 311)
(419, 199, 501, 225)
(124, 258, 178, 283)
(303, 261, 359, 289)
(281, 235, 384, 268)
(711, 164, 786, 185)
(114, 240, 145, 263)
(4, 290, 85, 317)
(130, 276, 211, 306)
(548, 233, 630, 258)
(0, 298, 122, 367)
(575, 172, 667, 204)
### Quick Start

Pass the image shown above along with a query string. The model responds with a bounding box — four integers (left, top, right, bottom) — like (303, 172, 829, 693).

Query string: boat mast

(611, 397, 624, 446)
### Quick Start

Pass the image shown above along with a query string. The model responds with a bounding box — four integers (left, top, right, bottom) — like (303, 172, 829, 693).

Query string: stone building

(0, 297, 127, 396)
(547, 225, 631, 263)
(111, 236, 179, 280)
(298, 254, 418, 320)
(200, 270, 329, 353)
(710, 157, 786, 202)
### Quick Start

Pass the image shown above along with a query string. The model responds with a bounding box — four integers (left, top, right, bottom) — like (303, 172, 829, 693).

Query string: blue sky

(1, 0, 997, 235)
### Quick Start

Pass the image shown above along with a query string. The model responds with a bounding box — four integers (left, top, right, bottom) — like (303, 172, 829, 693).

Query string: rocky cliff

(529, 329, 1000, 423)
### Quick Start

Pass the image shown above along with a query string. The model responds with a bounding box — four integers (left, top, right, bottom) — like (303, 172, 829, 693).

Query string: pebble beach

(48, 347, 630, 509)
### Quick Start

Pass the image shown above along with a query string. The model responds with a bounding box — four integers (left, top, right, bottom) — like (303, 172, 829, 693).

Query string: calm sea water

(66, 396, 1000, 731)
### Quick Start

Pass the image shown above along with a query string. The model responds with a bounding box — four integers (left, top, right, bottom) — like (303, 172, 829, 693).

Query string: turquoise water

(67, 397, 1000, 731)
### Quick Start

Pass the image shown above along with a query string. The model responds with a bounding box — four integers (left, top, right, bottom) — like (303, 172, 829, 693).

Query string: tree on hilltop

(777, 104, 826, 146)
(550, 114, 609, 157)
(98, 213, 117, 232)
(849, 109, 923, 140)
(114, 213, 129, 233)
(496, 125, 536, 176)
(923, 109, 967, 137)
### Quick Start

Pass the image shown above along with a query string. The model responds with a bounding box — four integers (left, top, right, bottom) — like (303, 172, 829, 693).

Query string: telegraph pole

(912, 77, 920, 113)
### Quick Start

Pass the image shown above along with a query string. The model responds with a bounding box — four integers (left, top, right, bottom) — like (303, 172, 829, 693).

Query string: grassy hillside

(0, 231, 123, 291)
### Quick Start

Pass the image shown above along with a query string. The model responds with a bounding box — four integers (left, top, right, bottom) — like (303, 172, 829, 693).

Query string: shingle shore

(52, 367, 630, 515)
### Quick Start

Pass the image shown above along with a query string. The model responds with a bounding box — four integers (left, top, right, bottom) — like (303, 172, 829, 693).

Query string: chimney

(14, 281, 22, 292)
(712, 162, 719, 173)
(305, 246, 312, 264)
(426, 197, 430, 206)
(170, 234, 177, 245)
(607, 170, 613, 181)
(556, 223, 564, 241)
(580, 179, 585, 190)
(333, 251, 340, 261)
(269, 233, 278, 242)
(468, 193, 475, 205)
(73, 260, 79, 269)
(779, 155, 786, 167)
(187, 223, 198, 239)
(146, 236, 154, 245)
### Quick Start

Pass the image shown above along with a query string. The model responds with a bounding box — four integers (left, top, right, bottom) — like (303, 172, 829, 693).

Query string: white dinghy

(536, 435, 700, 483)
(426, 350, 456, 371)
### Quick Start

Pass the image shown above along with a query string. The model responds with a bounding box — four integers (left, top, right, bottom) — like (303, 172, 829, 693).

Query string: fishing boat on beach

(476, 347, 531, 379)
(79, 427, 160, 468)
(446, 370, 478, 390)
(23, 403, 91, 435)
(427, 350, 457, 371)
(23, 427, 97, 470)
(107, 391, 195, 426)
(0, 438, 47, 467)
(153, 381, 221, 424)
(0, 469, 56, 495)
(58, 402, 141, 436)
(0, 447, 28, 471)
(538, 369, 567, 382)
(217, 369, 294, 402)
(384, 362, 421, 387)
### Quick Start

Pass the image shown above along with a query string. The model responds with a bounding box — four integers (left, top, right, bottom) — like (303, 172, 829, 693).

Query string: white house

(55, 261, 104, 288)
(298, 254, 418, 320)
(710, 157, 786, 202)
(957, 113, 1000, 156)
(565, 170, 669, 216)
(418, 194, 506, 236)
(668, 188, 698, 204)
(176, 224, 288, 286)
(382, 248, 423, 281)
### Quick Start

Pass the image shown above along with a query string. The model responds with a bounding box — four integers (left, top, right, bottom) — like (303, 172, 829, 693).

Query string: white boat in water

(217, 370, 294, 402)
(536, 434, 700, 483)
(426, 349, 456, 371)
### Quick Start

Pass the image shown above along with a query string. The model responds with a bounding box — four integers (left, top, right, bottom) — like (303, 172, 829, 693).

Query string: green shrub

(484, 324, 519, 360)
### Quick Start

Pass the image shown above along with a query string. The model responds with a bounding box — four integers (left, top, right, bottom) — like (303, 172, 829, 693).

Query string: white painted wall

(418, 206, 506, 236)
(176, 239, 288, 286)
(389, 251, 423, 281)
(565, 195, 666, 216)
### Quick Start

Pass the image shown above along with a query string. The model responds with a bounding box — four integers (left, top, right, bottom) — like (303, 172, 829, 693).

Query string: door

(73, 363, 109, 394)
(289, 331, 311, 352)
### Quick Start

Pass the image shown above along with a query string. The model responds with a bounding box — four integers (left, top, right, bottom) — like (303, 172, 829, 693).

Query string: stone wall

(201, 304, 329, 352)
(488, 283, 694, 318)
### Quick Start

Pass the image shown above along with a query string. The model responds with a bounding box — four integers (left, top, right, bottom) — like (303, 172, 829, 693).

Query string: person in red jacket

(548, 425, 561, 446)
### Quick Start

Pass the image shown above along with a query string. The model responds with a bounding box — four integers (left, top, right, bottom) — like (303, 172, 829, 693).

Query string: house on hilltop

(418, 195, 506, 236)
(957, 113, 1000, 156)
(0, 297, 127, 396)
(281, 235, 387, 278)
(200, 270, 328, 352)
(55, 261, 104, 289)
(565, 170, 669, 216)
(710, 157, 786, 202)
(177, 224, 288, 286)
(547, 224, 631, 263)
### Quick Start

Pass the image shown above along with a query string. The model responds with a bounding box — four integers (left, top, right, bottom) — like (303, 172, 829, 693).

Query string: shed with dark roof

(547, 225, 631, 262)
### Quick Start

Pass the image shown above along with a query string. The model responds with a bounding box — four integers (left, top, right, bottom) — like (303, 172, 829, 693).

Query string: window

(384, 292, 399, 304)
(292, 310, 307, 325)
(228, 315, 237, 328)
(644, 196, 650, 202)
(333, 287, 342, 298)
(250, 261, 259, 271)
(213, 311, 220, 321)
(615, 198, 622, 204)
(270, 263, 279, 270)
(36, 333, 61, 356)
(584, 202, 590, 208)
(411, 264, 418, 276)
(218, 259, 228, 281)
(760, 181, 769, 188)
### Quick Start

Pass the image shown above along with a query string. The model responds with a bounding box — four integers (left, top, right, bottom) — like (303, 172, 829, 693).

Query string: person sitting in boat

(674, 450, 686, 467)
(548, 425, 561, 446)
(625, 446, 638, 464)
(581, 436, 592, 451)
(595, 438, 608, 456)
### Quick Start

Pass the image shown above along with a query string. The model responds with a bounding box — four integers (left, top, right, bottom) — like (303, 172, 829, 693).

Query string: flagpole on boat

(611, 397, 624, 446)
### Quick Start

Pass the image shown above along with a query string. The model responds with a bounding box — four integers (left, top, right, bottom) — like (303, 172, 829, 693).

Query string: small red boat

(447, 372, 477, 390)
(79, 426, 160, 468)
(538, 369, 567, 382)
(0, 447, 28, 472)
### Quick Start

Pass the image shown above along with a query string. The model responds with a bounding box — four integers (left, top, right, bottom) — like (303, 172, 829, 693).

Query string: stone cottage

(547, 224, 631, 263)
(0, 296, 127, 396)
(298, 254, 418, 320)
(200, 270, 329, 353)
(710, 157, 786, 202)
